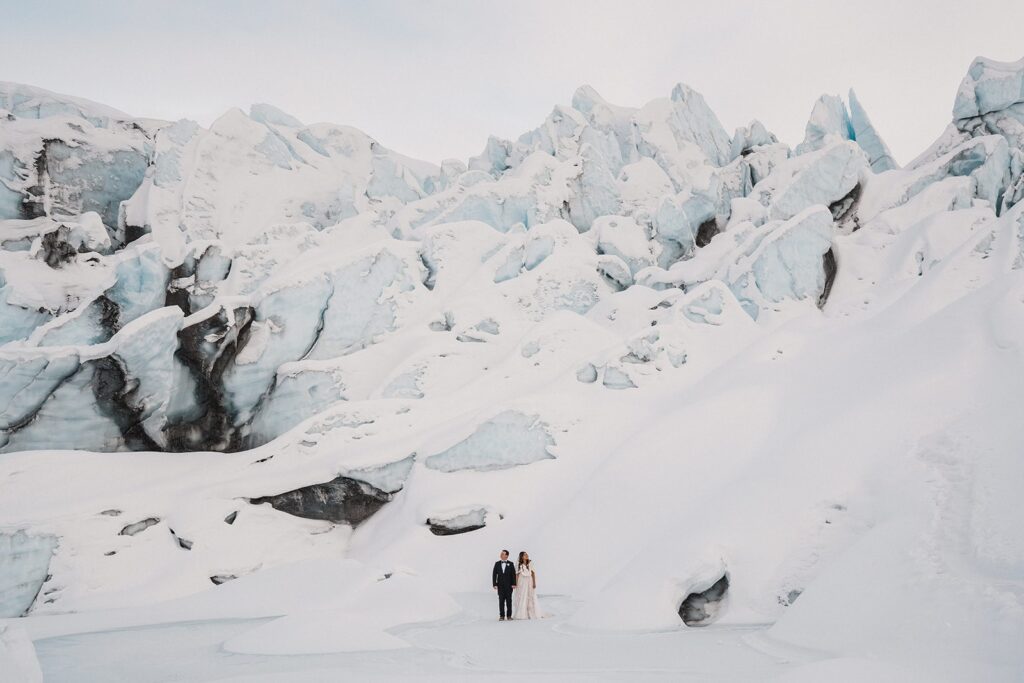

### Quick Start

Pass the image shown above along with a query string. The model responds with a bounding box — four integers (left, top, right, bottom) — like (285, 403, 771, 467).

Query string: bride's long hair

(518, 551, 530, 570)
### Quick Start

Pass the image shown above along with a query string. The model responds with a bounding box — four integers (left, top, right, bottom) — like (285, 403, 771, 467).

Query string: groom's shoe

(499, 617, 505, 621)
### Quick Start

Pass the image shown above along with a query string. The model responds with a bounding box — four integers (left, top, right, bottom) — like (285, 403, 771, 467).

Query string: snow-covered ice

(1, 56, 1024, 681)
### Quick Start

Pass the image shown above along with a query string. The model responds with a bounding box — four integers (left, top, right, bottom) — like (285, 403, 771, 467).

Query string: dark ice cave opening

(679, 574, 729, 626)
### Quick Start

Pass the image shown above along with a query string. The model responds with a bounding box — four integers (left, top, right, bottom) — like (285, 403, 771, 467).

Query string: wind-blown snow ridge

(1, 57, 1023, 680)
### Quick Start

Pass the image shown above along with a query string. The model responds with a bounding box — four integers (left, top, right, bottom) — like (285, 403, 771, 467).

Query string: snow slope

(1, 56, 1023, 681)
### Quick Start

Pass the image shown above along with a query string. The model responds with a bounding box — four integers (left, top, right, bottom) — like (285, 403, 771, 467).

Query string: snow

(589, 214, 655, 274)
(0, 56, 1023, 682)
(0, 624, 43, 683)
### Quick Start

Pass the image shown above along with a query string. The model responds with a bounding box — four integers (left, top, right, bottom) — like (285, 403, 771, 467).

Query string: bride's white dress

(512, 563, 541, 619)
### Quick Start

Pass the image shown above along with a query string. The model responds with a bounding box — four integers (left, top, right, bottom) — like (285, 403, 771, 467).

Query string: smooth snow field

(2, 56, 1024, 681)
(20, 594, 976, 682)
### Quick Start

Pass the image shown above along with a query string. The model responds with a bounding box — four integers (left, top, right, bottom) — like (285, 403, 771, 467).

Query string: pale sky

(3, 0, 1022, 165)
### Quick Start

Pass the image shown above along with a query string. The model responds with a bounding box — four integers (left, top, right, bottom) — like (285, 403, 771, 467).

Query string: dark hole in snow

(123, 223, 149, 245)
(119, 518, 160, 536)
(778, 588, 803, 606)
(695, 219, 719, 248)
(679, 574, 729, 626)
(828, 183, 861, 232)
(210, 574, 237, 585)
(99, 509, 122, 517)
(249, 475, 395, 527)
(418, 252, 437, 290)
(427, 521, 486, 536)
(39, 227, 79, 268)
(426, 508, 488, 536)
(104, 551, 116, 556)
(435, 312, 456, 332)
(818, 248, 837, 309)
(169, 529, 193, 550)
(251, 455, 273, 464)
(164, 287, 192, 315)
(224, 511, 238, 525)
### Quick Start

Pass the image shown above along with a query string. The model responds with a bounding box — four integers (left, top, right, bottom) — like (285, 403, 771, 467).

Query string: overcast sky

(4, 0, 1022, 165)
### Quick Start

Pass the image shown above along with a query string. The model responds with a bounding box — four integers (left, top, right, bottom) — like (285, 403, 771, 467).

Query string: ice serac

(0, 81, 131, 128)
(796, 95, 853, 155)
(316, 247, 420, 356)
(0, 88, 151, 244)
(848, 90, 898, 172)
(664, 83, 734, 168)
(105, 307, 185, 448)
(424, 411, 556, 472)
(0, 348, 79, 443)
(221, 275, 333, 429)
(730, 120, 777, 159)
(247, 361, 347, 447)
(765, 141, 867, 220)
(0, 531, 57, 617)
(1, 307, 185, 452)
(796, 92, 897, 174)
(949, 57, 1024, 213)
(141, 106, 439, 249)
(953, 56, 1024, 121)
(722, 207, 836, 318)
(859, 135, 1012, 224)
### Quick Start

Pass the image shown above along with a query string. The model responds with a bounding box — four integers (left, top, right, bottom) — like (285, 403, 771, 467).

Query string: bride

(512, 551, 542, 619)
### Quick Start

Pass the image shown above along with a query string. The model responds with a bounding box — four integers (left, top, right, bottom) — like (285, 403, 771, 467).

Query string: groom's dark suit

(492, 559, 517, 618)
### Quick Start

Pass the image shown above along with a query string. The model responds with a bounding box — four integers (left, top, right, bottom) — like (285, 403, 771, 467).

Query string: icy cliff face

(0, 532, 56, 617)
(0, 58, 1023, 675)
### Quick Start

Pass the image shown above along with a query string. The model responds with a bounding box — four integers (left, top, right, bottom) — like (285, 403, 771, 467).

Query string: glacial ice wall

(0, 531, 56, 617)
(0, 57, 1021, 455)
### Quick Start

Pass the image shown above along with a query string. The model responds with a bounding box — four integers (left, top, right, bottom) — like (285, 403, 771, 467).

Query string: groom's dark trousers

(493, 561, 517, 618)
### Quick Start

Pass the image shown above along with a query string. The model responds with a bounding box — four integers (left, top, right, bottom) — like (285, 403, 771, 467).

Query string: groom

(492, 549, 517, 620)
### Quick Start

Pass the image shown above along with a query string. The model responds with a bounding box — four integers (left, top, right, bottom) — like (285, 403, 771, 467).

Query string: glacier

(0, 57, 1023, 681)
(0, 532, 56, 618)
